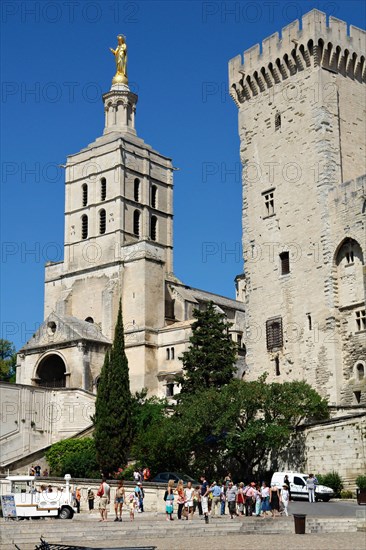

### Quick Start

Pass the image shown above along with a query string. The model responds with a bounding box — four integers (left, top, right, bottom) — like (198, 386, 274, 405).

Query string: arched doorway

(36, 354, 67, 388)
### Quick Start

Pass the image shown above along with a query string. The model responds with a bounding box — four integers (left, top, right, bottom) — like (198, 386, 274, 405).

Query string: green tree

(215, 378, 329, 478)
(93, 301, 133, 475)
(45, 438, 99, 478)
(176, 302, 238, 395)
(0, 339, 17, 383)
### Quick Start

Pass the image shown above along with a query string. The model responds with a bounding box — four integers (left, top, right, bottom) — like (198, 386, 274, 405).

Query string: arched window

(275, 112, 281, 131)
(335, 238, 364, 306)
(100, 178, 106, 201)
(82, 184, 88, 207)
(85, 317, 94, 323)
(81, 215, 88, 240)
(356, 363, 365, 381)
(99, 209, 106, 234)
(133, 210, 140, 237)
(134, 178, 140, 202)
(150, 215, 157, 241)
(151, 185, 158, 209)
(36, 354, 66, 388)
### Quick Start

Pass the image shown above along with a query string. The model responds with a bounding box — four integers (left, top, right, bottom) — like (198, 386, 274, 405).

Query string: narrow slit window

(275, 356, 280, 376)
(166, 348, 170, 360)
(82, 184, 88, 207)
(275, 112, 281, 130)
(81, 215, 88, 240)
(101, 178, 106, 201)
(280, 251, 290, 275)
(99, 209, 106, 234)
(307, 314, 312, 331)
(150, 215, 157, 241)
(134, 178, 140, 202)
(133, 210, 140, 237)
(151, 185, 157, 209)
(170, 347, 175, 360)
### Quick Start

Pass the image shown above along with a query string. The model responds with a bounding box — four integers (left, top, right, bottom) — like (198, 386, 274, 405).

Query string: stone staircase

(0, 515, 361, 549)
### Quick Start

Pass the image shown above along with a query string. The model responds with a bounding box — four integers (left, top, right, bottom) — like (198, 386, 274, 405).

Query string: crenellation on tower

(229, 9, 366, 106)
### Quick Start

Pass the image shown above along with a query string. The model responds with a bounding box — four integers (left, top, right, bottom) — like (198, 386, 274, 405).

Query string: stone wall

(0, 383, 95, 468)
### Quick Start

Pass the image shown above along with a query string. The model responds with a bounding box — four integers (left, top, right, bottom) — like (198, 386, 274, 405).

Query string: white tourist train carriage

(3, 474, 76, 519)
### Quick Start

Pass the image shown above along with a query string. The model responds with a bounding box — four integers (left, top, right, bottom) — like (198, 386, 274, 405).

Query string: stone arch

(34, 352, 68, 388)
(334, 237, 364, 307)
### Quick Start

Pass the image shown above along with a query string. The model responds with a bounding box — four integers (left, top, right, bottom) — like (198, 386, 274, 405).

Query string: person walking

(87, 487, 95, 513)
(176, 479, 185, 519)
(220, 481, 226, 515)
(281, 484, 290, 516)
(137, 482, 144, 512)
(74, 487, 81, 514)
(254, 484, 262, 517)
(261, 482, 271, 517)
(226, 481, 238, 519)
(237, 482, 245, 515)
(114, 480, 125, 522)
(200, 475, 209, 523)
(209, 481, 221, 517)
(244, 482, 256, 516)
(184, 481, 194, 520)
(284, 475, 292, 501)
(193, 485, 202, 516)
(270, 484, 281, 517)
(165, 479, 175, 521)
(307, 473, 316, 503)
(97, 478, 110, 522)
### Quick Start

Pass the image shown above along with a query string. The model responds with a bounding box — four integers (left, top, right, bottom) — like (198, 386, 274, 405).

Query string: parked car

(271, 471, 334, 502)
(151, 472, 199, 485)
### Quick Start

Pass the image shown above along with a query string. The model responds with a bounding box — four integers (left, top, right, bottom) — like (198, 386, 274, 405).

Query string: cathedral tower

(230, 10, 366, 406)
(17, 37, 174, 394)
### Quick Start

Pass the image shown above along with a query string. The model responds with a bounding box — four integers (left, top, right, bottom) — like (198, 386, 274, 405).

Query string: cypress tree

(177, 301, 238, 396)
(93, 301, 133, 475)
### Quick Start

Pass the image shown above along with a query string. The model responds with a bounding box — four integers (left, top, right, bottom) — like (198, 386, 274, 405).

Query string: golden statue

(110, 34, 128, 86)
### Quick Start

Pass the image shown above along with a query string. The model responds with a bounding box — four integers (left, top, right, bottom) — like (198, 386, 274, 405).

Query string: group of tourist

(164, 474, 292, 521)
(96, 478, 145, 522)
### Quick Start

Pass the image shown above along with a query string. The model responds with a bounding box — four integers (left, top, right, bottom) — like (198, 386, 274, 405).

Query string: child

(281, 484, 290, 516)
(255, 484, 262, 517)
(129, 493, 137, 521)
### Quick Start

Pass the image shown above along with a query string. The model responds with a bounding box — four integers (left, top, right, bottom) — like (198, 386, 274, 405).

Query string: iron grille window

(150, 215, 157, 241)
(101, 178, 106, 201)
(280, 251, 290, 275)
(81, 215, 88, 240)
(134, 178, 140, 202)
(133, 210, 140, 237)
(266, 317, 283, 350)
(99, 209, 106, 234)
(82, 184, 88, 207)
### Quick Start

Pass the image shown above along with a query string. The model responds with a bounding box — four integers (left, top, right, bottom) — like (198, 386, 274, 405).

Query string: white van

(270, 472, 334, 502)
(2, 474, 77, 519)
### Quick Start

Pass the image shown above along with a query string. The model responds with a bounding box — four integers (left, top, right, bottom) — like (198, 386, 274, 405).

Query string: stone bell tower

(229, 10, 366, 406)
(17, 35, 174, 394)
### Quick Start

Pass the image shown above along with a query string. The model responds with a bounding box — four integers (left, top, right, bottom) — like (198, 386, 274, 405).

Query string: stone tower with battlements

(230, 9, 366, 406)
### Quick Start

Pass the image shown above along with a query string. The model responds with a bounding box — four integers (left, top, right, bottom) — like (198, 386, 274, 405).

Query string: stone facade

(12, 53, 246, 462)
(229, 9, 366, 406)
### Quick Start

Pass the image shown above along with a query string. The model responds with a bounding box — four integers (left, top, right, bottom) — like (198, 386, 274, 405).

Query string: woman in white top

(184, 481, 194, 520)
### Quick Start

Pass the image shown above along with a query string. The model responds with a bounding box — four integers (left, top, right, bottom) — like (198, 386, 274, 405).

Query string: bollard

(293, 513, 306, 534)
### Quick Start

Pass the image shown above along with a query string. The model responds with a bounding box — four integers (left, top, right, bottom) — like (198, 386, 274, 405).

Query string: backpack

(96, 484, 104, 497)
(163, 490, 168, 501)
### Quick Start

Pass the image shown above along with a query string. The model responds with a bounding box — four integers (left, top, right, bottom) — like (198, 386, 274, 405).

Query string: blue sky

(1, 0, 365, 350)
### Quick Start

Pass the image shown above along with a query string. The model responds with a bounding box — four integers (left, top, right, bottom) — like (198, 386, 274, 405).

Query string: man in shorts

(114, 480, 125, 521)
(200, 475, 209, 523)
(98, 478, 110, 522)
